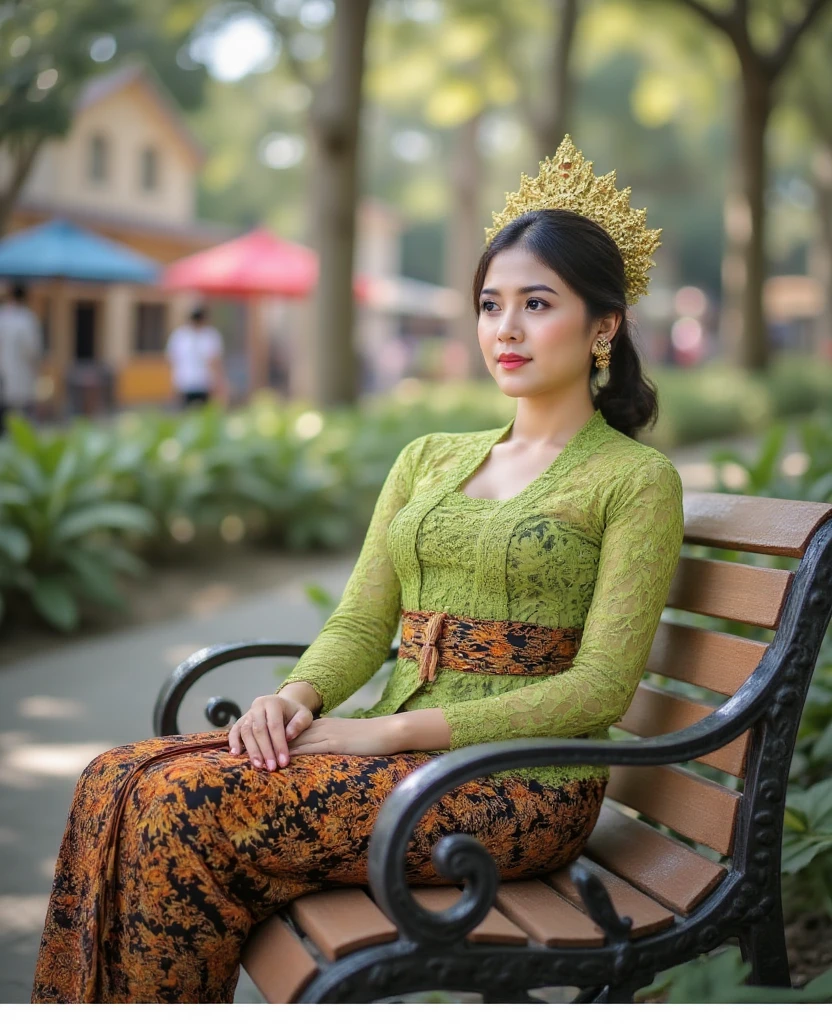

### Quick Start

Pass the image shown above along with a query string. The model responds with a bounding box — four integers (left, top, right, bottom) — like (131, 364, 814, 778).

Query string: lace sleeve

(442, 457, 685, 747)
(275, 435, 426, 716)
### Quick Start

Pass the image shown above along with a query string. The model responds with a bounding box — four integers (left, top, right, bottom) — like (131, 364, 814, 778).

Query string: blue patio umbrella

(0, 218, 160, 283)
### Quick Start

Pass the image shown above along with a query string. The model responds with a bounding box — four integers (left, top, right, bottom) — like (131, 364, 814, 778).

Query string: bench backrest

(606, 493, 832, 864)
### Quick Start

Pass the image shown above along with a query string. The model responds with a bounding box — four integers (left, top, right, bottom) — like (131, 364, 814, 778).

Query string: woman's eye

(480, 298, 548, 312)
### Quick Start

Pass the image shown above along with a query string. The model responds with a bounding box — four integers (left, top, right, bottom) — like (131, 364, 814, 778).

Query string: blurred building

(1, 65, 462, 411)
(764, 275, 826, 354)
(0, 63, 231, 409)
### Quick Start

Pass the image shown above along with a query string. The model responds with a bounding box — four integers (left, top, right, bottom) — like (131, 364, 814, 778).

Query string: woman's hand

(287, 716, 404, 757)
(228, 693, 315, 771)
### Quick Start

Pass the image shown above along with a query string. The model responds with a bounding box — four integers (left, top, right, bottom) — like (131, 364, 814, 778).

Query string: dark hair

(190, 306, 207, 322)
(471, 208, 659, 439)
(11, 281, 27, 302)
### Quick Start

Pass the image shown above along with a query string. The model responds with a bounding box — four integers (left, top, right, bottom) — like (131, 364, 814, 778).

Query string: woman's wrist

(278, 680, 323, 716)
(387, 707, 451, 753)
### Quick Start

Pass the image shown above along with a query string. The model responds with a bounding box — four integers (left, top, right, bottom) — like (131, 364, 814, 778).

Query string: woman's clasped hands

(227, 684, 403, 771)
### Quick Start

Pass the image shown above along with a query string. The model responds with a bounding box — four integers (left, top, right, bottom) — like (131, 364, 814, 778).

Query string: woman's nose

(497, 317, 523, 342)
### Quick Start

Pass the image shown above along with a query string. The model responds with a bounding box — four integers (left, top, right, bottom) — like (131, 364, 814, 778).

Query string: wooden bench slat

(411, 887, 528, 945)
(647, 621, 767, 697)
(683, 493, 832, 557)
(666, 557, 792, 628)
(584, 804, 726, 915)
(241, 915, 318, 1004)
(606, 765, 740, 856)
(620, 683, 750, 777)
(547, 856, 675, 939)
(290, 888, 397, 961)
(494, 879, 605, 947)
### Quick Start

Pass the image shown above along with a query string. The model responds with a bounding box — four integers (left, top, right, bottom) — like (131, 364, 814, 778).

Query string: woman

(32, 137, 684, 1003)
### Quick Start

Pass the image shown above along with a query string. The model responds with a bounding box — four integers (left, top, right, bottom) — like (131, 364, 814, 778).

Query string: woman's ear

(596, 312, 622, 339)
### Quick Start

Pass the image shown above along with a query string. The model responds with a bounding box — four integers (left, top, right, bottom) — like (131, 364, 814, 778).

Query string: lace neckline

(454, 408, 608, 505)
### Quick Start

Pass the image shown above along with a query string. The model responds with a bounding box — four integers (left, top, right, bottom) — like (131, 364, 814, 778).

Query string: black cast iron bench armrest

(365, 531, 823, 944)
(152, 640, 401, 736)
(365, 644, 784, 945)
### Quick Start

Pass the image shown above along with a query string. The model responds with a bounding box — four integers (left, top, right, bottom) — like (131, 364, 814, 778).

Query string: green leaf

(303, 583, 339, 612)
(30, 579, 79, 632)
(0, 525, 31, 563)
(750, 421, 788, 488)
(0, 483, 29, 506)
(783, 806, 808, 833)
(811, 719, 832, 765)
(54, 503, 157, 543)
(6, 414, 40, 455)
(804, 968, 832, 1001)
(781, 834, 832, 874)
(60, 549, 126, 609)
(51, 446, 80, 491)
(94, 545, 148, 579)
(8, 452, 46, 496)
(640, 949, 832, 1004)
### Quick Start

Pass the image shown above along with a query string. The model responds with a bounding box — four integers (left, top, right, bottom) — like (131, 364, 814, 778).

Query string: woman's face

(477, 245, 614, 399)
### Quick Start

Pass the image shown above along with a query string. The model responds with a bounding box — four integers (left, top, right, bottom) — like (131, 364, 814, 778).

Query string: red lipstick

(497, 354, 531, 369)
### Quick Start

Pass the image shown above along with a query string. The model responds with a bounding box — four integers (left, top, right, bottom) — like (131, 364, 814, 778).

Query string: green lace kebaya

(277, 407, 685, 788)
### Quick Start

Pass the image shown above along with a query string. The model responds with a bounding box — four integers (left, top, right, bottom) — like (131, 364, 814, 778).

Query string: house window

(134, 302, 167, 353)
(140, 146, 159, 192)
(89, 134, 109, 183)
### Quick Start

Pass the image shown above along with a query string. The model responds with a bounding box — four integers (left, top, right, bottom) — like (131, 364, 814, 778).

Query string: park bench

(154, 491, 832, 1003)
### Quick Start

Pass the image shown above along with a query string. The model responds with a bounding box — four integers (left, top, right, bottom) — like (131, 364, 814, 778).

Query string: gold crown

(484, 135, 662, 304)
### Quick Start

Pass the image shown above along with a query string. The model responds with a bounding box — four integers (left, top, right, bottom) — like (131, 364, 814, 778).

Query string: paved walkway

(0, 423, 804, 1003)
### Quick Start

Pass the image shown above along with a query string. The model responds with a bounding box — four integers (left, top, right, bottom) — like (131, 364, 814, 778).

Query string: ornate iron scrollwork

(205, 696, 242, 728)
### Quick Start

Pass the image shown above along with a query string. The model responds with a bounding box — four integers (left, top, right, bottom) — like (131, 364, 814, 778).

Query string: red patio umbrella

(160, 227, 370, 392)
(161, 225, 370, 300)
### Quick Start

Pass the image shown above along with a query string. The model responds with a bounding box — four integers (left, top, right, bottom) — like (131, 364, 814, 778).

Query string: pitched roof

(75, 62, 205, 166)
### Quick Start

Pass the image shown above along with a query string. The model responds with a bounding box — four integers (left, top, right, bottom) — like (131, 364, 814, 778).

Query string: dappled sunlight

(676, 444, 809, 494)
(17, 696, 83, 720)
(188, 582, 240, 619)
(782, 452, 810, 476)
(0, 895, 49, 938)
(38, 859, 56, 882)
(163, 644, 205, 668)
(0, 732, 113, 788)
(675, 460, 717, 492)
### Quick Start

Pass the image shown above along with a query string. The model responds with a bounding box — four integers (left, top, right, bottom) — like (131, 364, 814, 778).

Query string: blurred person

(32, 136, 685, 1004)
(165, 306, 228, 408)
(0, 281, 43, 435)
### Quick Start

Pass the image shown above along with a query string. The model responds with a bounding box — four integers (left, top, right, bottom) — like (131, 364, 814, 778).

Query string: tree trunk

(306, 0, 371, 408)
(534, 0, 579, 156)
(0, 135, 45, 237)
(809, 140, 832, 358)
(719, 63, 772, 370)
(445, 113, 487, 379)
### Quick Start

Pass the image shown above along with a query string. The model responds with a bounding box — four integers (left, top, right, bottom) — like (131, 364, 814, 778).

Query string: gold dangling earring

(592, 336, 611, 389)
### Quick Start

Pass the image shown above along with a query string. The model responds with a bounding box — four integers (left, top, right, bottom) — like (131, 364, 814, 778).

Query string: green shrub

(2, 358, 831, 631)
(637, 948, 832, 1003)
(0, 416, 155, 630)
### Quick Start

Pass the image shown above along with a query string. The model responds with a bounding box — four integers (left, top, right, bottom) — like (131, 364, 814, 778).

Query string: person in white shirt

(165, 306, 228, 408)
(0, 282, 43, 435)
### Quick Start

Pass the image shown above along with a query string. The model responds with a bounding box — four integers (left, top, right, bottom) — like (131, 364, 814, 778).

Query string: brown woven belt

(399, 608, 583, 685)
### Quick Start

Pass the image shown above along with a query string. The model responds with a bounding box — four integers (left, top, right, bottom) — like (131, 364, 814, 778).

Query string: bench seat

(241, 800, 721, 1002)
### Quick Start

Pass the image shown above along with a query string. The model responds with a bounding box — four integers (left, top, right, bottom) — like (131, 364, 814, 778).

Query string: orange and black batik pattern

(31, 731, 605, 1004)
(399, 608, 583, 681)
